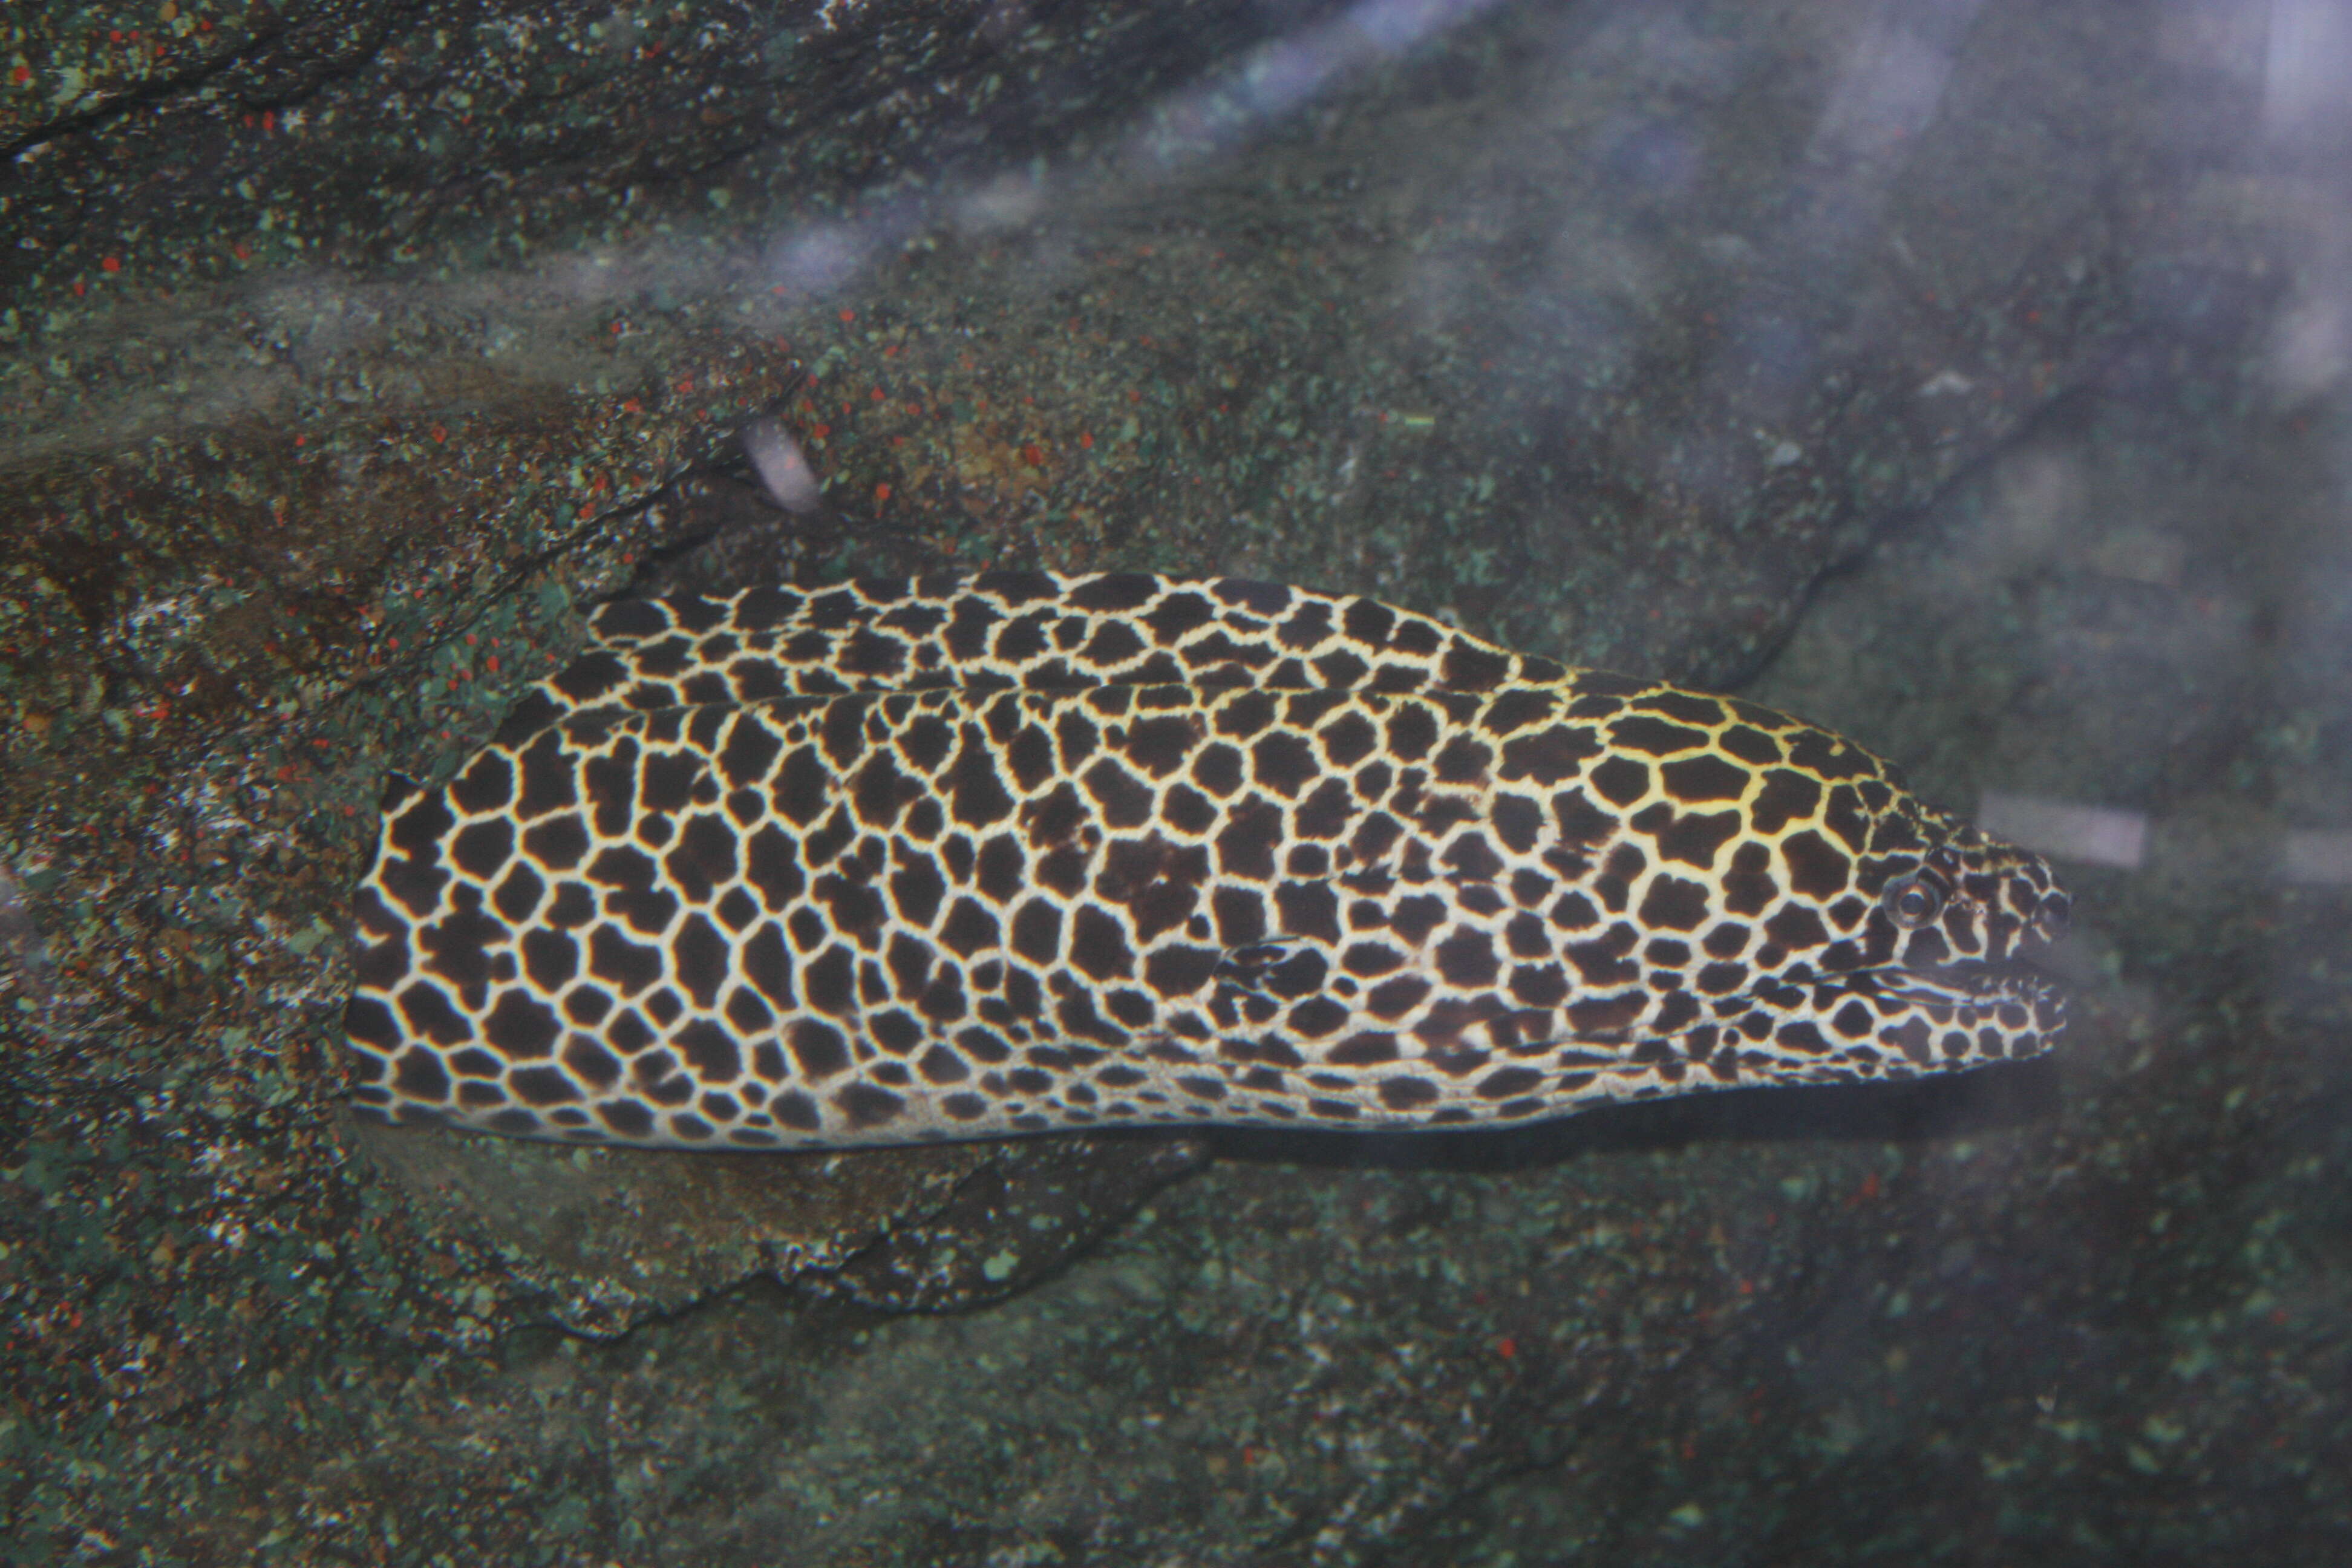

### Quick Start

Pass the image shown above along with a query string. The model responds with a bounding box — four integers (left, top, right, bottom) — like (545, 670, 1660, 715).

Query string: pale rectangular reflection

(2277, 830, 2352, 885)
(1976, 792, 2149, 870)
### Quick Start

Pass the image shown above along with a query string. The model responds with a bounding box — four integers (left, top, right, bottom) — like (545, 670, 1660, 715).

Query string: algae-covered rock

(1, 0, 2318, 1562)
(348, 1117, 1204, 1329)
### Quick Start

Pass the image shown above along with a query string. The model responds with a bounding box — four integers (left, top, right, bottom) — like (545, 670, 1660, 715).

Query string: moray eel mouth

(345, 572, 2071, 1149)
(1683, 960, 2068, 1091)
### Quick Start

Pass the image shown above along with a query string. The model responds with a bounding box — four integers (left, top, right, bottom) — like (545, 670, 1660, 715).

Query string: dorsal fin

(515, 572, 1566, 738)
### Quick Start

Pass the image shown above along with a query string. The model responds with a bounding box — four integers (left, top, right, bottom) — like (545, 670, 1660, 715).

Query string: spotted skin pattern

(347, 573, 2069, 1149)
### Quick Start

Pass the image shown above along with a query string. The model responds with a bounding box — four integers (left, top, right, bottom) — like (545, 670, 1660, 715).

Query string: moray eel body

(346, 573, 2069, 1148)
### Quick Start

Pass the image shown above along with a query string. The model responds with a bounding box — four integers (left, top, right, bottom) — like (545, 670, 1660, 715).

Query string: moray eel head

(1677, 780, 2070, 1095)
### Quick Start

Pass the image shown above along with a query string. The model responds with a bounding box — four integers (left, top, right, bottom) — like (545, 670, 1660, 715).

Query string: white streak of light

(2265, 0, 2352, 140)
(1977, 792, 2148, 870)
(2278, 830, 2352, 886)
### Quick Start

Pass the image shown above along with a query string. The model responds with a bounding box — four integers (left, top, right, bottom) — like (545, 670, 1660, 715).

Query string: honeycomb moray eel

(346, 572, 2070, 1149)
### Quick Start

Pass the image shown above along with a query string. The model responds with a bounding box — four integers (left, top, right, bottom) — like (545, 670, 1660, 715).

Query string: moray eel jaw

(1674, 959, 2060, 1091)
(1673, 962, 2066, 1097)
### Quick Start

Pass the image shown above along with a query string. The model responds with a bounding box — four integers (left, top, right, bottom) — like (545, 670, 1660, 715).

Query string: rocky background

(2, 0, 2348, 1562)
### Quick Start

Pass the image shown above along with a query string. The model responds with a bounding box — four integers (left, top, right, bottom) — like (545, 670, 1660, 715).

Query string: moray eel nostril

(345, 572, 2071, 1149)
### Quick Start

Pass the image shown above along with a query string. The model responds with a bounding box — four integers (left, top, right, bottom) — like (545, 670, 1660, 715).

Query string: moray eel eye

(1882, 874, 1945, 929)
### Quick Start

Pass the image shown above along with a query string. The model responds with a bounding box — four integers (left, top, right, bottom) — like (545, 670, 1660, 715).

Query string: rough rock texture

(3, 0, 2345, 1562)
